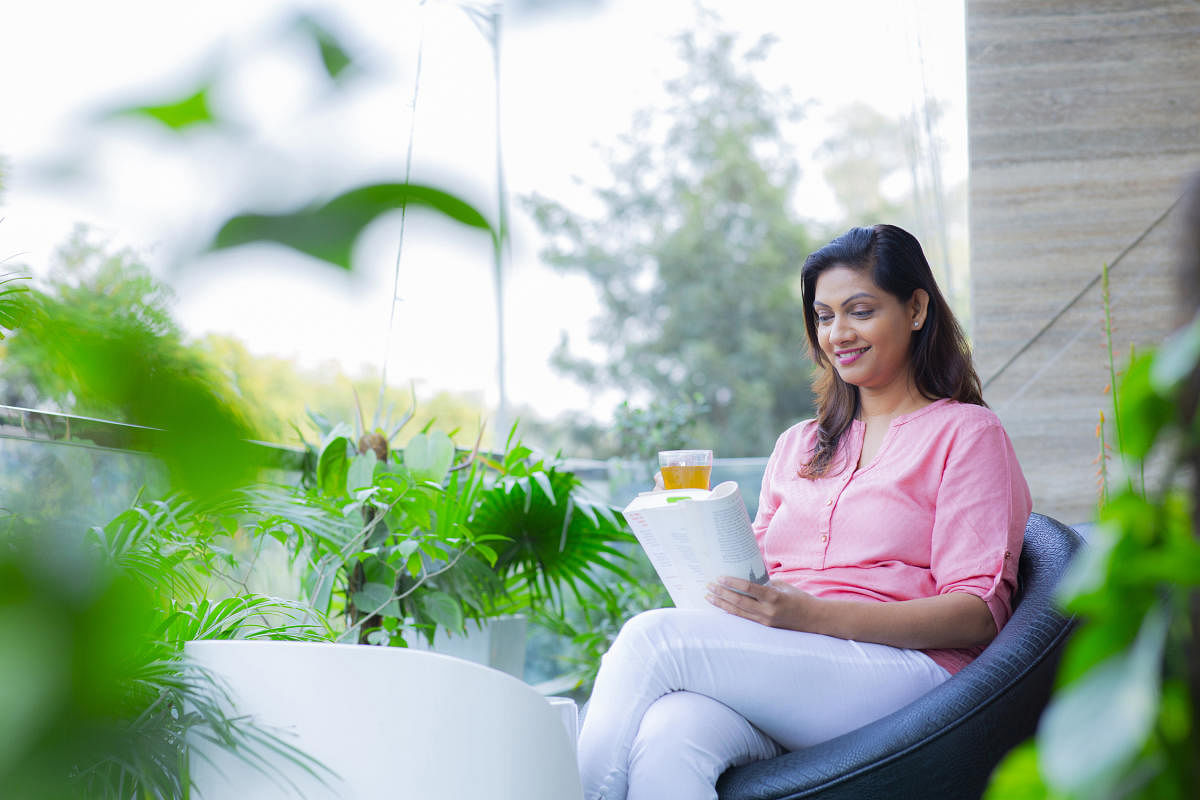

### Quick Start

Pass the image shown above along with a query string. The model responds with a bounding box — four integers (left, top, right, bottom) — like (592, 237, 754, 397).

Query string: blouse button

(824, 498, 833, 506)
(820, 534, 828, 543)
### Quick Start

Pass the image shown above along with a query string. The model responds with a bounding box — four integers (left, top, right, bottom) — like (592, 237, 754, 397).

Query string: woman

(577, 224, 1031, 800)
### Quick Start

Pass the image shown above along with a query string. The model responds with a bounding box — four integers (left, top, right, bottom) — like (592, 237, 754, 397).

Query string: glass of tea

(658, 449, 713, 490)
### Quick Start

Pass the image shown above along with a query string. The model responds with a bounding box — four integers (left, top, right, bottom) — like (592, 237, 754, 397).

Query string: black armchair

(716, 512, 1084, 800)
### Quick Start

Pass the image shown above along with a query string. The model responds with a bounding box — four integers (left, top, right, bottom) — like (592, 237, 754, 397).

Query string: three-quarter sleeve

(929, 419, 1032, 634)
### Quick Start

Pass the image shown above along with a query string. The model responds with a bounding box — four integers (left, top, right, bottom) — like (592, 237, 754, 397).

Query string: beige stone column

(967, 0, 1200, 523)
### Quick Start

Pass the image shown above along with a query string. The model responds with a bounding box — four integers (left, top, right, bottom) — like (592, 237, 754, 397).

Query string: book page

(694, 482, 769, 586)
(622, 491, 712, 608)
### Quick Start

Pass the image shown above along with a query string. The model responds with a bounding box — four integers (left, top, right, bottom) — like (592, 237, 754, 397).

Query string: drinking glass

(658, 449, 713, 490)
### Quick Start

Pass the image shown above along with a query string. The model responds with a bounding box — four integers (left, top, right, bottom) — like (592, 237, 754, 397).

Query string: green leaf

(473, 543, 498, 567)
(1116, 351, 1174, 461)
(317, 436, 352, 497)
(983, 740, 1052, 800)
(417, 591, 464, 633)
(294, 14, 355, 81)
(351, 582, 393, 614)
(1037, 605, 1169, 795)
(531, 470, 556, 506)
(1150, 311, 1200, 391)
(108, 86, 218, 130)
(1055, 522, 1116, 608)
(0, 273, 31, 338)
(347, 451, 377, 492)
(361, 556, 397, 591)
(209, 183, 496, 271)
(404, 431, 456, 484)
(308, 555, 340, 613)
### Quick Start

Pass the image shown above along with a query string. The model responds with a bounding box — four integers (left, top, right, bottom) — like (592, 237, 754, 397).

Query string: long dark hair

(798, 224, 983, 478)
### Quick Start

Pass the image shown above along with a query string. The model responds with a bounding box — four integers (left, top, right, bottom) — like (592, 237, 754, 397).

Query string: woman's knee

(628, 692, 779, 798)
(629, 692, 717, 784)
(606, 608, 672, 655)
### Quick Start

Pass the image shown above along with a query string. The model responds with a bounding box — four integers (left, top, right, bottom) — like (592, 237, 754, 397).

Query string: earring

(913, 322, 920, 328)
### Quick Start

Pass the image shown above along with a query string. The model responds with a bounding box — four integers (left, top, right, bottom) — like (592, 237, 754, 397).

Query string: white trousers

(577, 608, 950, 800)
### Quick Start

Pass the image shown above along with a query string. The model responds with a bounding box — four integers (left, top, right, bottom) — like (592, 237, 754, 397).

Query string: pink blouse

(753, 398, 1032, 674)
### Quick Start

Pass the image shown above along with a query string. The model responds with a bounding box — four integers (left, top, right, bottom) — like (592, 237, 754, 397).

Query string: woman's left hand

(706, 577, 814, 631)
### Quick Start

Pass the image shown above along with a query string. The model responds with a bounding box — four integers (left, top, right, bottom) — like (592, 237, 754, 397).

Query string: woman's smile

(834, 345, 871, 366)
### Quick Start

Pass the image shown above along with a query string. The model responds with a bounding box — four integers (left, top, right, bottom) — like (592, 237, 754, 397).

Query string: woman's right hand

(652, 470, 666, 491)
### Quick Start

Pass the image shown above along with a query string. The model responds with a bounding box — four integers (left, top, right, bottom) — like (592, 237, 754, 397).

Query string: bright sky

(0, 0, 966, 423)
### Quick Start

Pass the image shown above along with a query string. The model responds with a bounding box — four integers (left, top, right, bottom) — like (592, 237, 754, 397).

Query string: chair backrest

(717, 512, 1084, 800)
(186, 640, 584, 800)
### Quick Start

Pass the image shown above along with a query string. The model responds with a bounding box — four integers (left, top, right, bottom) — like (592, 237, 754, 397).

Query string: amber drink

(658, 449, 713, 490)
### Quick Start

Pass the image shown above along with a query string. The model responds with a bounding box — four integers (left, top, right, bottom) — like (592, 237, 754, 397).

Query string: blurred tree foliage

(0, 226, 488, 447)
(819, 103, 927, 228)
(524, 25, 817, 457)
(0, 226, 182, 412)
(194, 334, 487, 447)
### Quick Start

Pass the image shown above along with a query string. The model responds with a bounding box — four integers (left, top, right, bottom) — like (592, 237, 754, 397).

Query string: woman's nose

(829, 315, 854, 343)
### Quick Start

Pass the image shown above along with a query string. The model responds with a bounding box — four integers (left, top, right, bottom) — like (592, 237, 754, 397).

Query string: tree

(524, 24, 817, 457)
(0, 226, 185, 413)
(195, 333, 489, 447)
(818, 103, 919, 228)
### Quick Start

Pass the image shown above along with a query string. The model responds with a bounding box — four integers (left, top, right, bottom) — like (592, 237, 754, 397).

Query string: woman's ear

(910, 289, 930, 330)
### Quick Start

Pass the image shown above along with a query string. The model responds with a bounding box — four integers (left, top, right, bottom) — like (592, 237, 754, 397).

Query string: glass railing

(0, 404, 308, 528)
(1, 404, 772, 532)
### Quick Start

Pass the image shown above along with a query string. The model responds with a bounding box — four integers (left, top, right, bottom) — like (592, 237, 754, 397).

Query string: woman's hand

(706, 577, 814, 631)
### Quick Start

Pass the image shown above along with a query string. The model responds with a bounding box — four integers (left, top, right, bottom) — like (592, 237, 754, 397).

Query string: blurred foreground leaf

(0, 529, 158, 796)
(20, 293, 260, 499)
(294, 14, 355, 81)
(0, 273, 30, 337)
(209, 183, 496, 270)
(984, 740, 1054, 800)
(1038, 605, 1169, 796)
(106, 84, 218, 131)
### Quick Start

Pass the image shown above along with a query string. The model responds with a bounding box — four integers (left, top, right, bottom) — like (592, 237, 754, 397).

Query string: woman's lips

(835, 346, 870, 365)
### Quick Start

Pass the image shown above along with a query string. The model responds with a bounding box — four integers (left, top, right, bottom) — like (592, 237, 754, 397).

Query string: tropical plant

(290, 404, 637, 648)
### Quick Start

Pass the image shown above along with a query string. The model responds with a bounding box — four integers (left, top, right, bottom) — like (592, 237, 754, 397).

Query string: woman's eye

(851, 308, 873, 318)
(816, 314, 833, 325)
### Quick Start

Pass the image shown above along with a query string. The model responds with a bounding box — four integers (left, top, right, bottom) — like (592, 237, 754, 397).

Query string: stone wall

(967, 0, 1200, 524)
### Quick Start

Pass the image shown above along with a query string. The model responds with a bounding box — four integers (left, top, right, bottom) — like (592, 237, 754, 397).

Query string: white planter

(185, 639, 582, 800)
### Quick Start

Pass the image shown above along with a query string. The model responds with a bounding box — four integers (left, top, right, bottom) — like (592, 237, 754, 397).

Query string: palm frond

(470, 467, 636, 613)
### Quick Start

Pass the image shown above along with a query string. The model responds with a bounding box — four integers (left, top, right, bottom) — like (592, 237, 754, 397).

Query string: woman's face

(811, 265, 927, 394)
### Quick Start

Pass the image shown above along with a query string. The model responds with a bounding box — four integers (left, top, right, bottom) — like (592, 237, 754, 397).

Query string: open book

(622, 481, 769, 609)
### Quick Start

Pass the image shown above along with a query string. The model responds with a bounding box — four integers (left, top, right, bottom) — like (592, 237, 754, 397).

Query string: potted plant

(287, 401, 637, 674)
